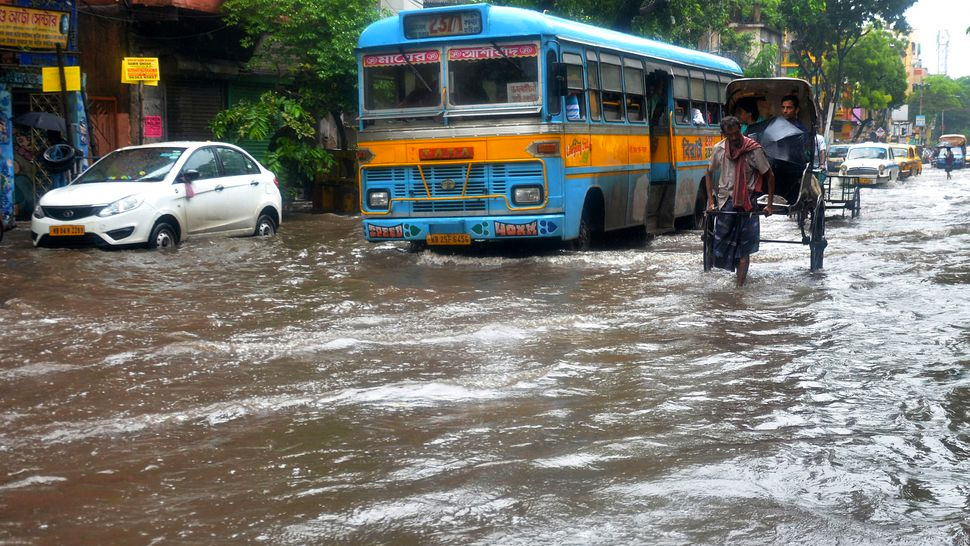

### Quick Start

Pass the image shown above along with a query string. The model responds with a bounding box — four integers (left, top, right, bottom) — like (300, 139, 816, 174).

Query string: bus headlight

(367, 190, 390, 210)
(512, 186, 542, 205)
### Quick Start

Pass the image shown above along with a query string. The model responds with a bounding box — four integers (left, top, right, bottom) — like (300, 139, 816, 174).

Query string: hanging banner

(0, 86, 14, 227)
(0, 6, 70, 50)
(42, 66, 81, 92)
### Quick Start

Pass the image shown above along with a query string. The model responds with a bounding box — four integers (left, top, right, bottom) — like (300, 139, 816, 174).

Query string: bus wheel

(675, 181, 707, 230)
(571, 208, 592, 251)
(407, 240, 426, 253)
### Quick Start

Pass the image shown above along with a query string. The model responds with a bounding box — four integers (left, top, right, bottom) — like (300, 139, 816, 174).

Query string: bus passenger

(705, 115, 776, 288)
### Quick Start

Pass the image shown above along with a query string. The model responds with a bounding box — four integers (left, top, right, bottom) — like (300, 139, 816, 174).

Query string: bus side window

(689, 73, 705, 125)
(673, 74, 690, 126)
(564, 53, 586, 121)
(624, 63, 645, 123)
(705, 77, 721, 125)
(587, 55, 602, 121)
(546, 51, 561, 115)
(600, 57, 623, 122)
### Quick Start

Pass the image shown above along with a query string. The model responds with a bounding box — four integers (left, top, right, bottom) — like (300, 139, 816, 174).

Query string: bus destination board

(404, 11, 482, 39)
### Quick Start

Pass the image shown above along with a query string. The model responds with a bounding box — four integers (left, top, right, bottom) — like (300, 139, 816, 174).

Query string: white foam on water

(0, 475, 67, 490)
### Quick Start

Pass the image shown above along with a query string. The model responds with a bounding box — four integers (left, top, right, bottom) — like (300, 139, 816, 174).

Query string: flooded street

(2, 167, 969, 545)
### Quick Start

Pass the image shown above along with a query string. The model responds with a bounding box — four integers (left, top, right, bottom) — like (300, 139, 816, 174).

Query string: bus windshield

(447, 43, 540, 106)
(363, 50, 442, 111)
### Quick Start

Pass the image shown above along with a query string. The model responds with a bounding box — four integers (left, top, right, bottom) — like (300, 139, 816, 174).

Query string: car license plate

(860, 177, 874, 185)
(49, 225, 85, 236)
(426, 233, 471, 245)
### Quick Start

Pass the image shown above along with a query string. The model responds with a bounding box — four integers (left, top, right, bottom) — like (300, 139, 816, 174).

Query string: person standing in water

(705, 116, 776, 288)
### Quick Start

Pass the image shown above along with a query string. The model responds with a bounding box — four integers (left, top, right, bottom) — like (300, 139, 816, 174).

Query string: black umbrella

(13, 112, 66, 133)
(759, 117, 810, 205)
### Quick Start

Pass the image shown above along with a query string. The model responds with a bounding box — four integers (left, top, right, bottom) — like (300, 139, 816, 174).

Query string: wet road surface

(1, 167, 969, 545)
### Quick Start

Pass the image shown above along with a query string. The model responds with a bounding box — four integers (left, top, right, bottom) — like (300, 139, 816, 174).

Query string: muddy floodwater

(1, 167, 969, 545)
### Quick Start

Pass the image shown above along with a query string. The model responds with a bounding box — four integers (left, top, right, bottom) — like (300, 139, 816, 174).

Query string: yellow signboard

(122, 57, 160, 85)
(41, 66, 81, 92)
(0, 6, 70, 50)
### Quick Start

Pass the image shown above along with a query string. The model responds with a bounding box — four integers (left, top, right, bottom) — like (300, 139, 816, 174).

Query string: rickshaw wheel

(809, 201, 827, 271)
(702, 211, 715, 271)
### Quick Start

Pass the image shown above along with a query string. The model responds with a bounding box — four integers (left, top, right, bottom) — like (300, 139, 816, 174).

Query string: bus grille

(363, 162, 543, 214)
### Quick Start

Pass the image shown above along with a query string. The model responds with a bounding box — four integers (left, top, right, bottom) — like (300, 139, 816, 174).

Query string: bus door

(645, 68, 676, 231)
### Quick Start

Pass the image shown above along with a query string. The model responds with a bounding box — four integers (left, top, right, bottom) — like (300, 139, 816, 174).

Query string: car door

(214, 146, 265, 232)
(179, 147, 224, 235)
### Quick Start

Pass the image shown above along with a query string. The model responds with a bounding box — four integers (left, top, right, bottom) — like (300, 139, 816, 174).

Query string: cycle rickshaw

(703, 78, 827, 272)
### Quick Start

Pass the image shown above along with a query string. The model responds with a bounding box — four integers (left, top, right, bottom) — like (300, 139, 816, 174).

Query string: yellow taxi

(891, 144, 922, 178)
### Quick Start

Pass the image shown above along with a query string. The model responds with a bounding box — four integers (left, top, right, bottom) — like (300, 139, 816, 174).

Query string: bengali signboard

(362, 50, 440, 68)
(448, 44, 538, 61)
(0, 6, 70, 50)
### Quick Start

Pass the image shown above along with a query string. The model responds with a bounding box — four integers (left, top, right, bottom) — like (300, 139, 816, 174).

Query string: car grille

(363, 162, 544, 214)
(43, 206, 106, 221)
(845, 167, 878, 176)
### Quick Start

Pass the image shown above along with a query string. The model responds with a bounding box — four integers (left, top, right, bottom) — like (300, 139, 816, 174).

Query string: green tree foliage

(498, 0, 783, 72)
(907, 75, 970, 139)
(840, 29, 908, 111)
(779, 0, 917, 131)
(211, 92, 331, 198)
(212, 0, 378, 194)
(745, 43, 778, 78)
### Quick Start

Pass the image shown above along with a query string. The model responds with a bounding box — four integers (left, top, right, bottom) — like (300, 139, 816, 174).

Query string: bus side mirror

(551, 62, 568, 97)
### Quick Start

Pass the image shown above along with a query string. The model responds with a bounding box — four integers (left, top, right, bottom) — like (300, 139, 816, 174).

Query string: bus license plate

(427, 233, 471, 245)
(49, 225, 85, 236)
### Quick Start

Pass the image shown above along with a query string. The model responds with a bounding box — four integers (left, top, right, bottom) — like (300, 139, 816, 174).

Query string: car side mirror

(180, 169, 201, 183)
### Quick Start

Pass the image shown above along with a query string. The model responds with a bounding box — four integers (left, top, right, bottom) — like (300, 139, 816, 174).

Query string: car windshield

(847, 147, 887, 160)
(829, 145, 849, 158)
(75, 147, 186, 184)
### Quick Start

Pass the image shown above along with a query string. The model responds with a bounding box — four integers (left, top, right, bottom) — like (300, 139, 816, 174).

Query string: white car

(838, 143, 900, 186)
(31, 142, 282, 248)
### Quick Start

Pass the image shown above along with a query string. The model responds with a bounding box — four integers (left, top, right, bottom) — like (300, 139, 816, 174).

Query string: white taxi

(31, 142, 282, 248)
(838, 143, 899, 186)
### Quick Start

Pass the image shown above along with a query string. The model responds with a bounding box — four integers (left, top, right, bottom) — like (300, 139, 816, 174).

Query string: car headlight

(512, 186, 542, 205)
(839, 165, 847, 174)
(98, 195, 144, 217)
(367, 190, 389, 210)
(33, 205, 45, 219)
(878, 165, 885, 175)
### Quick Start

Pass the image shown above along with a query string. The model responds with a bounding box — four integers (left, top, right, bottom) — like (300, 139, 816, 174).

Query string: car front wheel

(149, 221, 177, 249)
(254, 214, 276, 236)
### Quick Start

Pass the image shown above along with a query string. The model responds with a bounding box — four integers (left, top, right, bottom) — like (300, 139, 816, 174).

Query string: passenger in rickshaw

(705, 116, 776, 288)
(733, 97, 767, 137)
(780, 95, 807, 132)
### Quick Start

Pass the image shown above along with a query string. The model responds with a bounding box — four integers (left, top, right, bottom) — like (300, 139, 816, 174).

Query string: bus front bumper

(362, 214, 565, 244)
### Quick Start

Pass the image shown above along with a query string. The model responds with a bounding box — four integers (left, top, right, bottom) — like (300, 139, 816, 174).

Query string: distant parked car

(839, 143, 899, 186)
(826, 144, 850, 173)
(31, 142, 282, 248)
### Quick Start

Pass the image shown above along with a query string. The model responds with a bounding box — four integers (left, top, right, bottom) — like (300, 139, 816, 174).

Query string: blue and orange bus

(356, 4, 742, 248)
